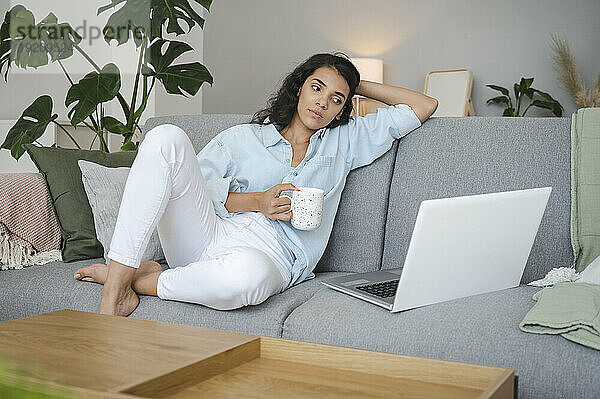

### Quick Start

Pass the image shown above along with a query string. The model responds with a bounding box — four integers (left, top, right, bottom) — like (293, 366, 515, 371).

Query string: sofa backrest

(142, 114, 397, 274)
(315, 140, 398, 273)
(381, 116, 573, 284)
(143, 114, 252, 151)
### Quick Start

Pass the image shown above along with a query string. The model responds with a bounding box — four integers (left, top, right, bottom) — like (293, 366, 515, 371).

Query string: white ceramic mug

(280, 187, 324, 230)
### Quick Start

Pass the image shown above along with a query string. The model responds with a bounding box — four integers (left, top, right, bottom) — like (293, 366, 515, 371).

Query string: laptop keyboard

(355, 279, 399, 298)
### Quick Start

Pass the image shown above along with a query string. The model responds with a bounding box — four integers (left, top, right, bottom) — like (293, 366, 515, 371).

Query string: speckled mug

(280, 187, 324, 230)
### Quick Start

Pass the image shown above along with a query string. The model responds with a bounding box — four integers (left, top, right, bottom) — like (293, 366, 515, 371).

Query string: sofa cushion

(0, 257, 348, 338)
(78, 160, 166, 264)
(143, 114, 252, 152)
(142, 115, 398, 274)
(282, 285, 600, 399)
(315, 141, 398, 273)
(383, 116, 573, 283)
(22, 144, 138, 262)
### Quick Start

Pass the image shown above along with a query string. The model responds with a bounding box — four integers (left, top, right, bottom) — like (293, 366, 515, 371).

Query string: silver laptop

(321, 187, 552, 313)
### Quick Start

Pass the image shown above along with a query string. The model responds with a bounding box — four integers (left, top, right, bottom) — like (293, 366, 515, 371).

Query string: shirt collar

(261, 116, 327, 147)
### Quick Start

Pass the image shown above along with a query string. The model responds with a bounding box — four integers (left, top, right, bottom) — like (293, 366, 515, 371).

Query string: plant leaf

(0, 95, 57, 160)
(531, 88, 564, 116)
(531, 99, 564, 117)
(100, 0, 212, 46)
(147, 39, 193, 70)
(0, 6, 26, 79)
(120, 140, 137, 151)
(530, 88, 554, 102)
(65, 63, 121, 126)
(102, 116, 130, 134)
(9, 9, 46, 68)
(519, 77, 534, 93)
(486, 84, 509, 97)
(98, 0, 127, 16)
(552, 102, 563, 117)
(552, 103, 564, 117)
(154, 62, 212, 96)
(486, 96, 509, 105)
(143, 39, 212, 96)
(503, 107, 515, 117)
(101, 0, 150, 47)
(151, 0, 212, 38)
(531, 99, 554, 110)
(0, 6, 81, 77)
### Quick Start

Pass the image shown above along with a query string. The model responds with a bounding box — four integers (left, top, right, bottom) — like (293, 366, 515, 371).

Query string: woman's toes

(74, 267, 89, 280)
(74, 263, 109, 284)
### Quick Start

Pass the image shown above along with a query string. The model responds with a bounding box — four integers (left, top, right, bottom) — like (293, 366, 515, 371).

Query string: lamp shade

(350, 58, 383, 83)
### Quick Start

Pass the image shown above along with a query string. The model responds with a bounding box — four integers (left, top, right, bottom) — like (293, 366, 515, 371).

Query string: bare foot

(74, 263, 109, 284)
(136, 260, 163, 275)
(99, 285, 140, 317)
(74, 260, 162, 284)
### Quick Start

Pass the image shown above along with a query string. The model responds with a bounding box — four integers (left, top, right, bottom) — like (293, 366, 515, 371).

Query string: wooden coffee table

(0, 310, 514, 398)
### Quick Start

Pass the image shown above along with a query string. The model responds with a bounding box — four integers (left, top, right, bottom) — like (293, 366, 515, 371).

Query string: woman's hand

(257, 183, 300, 221)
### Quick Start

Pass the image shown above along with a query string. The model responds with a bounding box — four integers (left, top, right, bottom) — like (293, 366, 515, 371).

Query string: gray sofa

(2, 113, 599, 398)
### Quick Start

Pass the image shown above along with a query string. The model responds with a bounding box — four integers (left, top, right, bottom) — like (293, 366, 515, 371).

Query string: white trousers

(107, 124, 294, 310)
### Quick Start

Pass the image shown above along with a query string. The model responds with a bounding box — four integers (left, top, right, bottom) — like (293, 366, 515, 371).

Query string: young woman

(74, 52, 438, 316)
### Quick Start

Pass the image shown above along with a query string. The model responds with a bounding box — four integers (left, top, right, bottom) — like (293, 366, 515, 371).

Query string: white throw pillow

(77, 160, 166, 265)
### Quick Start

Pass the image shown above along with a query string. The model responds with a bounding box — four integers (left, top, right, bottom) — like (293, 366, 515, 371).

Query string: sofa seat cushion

(131, 272, 349, 337)
(282, 285, 600, 399)
(0, 259, 348, 338)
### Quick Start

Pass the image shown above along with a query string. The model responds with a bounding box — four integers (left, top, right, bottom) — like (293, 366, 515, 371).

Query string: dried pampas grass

(550, 32, 600, 107)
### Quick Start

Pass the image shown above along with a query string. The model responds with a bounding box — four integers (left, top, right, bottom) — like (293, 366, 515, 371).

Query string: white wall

(202, 0, 599, 118)
(6, 1, 595, 125)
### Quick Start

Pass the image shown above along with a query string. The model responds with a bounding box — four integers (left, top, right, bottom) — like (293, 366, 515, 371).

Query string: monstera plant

(0, 0, 213, 160)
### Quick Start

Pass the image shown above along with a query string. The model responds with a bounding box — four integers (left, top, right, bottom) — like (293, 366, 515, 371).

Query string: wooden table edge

(1, 310, 516, 398)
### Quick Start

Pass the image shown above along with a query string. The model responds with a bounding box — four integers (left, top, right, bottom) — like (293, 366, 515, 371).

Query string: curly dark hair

(249, 52, 360, 129)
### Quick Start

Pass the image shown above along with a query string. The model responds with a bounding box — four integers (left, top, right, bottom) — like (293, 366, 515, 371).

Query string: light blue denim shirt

(196, 104, 422, 288)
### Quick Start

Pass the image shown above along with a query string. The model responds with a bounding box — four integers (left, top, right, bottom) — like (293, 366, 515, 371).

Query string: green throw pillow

(22, 144, 137, 262)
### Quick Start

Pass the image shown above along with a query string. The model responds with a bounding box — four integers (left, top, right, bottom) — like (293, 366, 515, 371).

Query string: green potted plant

(486, 77, 564, 117)
(0, 0, 213, 160)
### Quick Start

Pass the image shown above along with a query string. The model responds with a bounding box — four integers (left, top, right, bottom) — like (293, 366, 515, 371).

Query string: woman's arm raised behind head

(356, 80, 438, 123)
